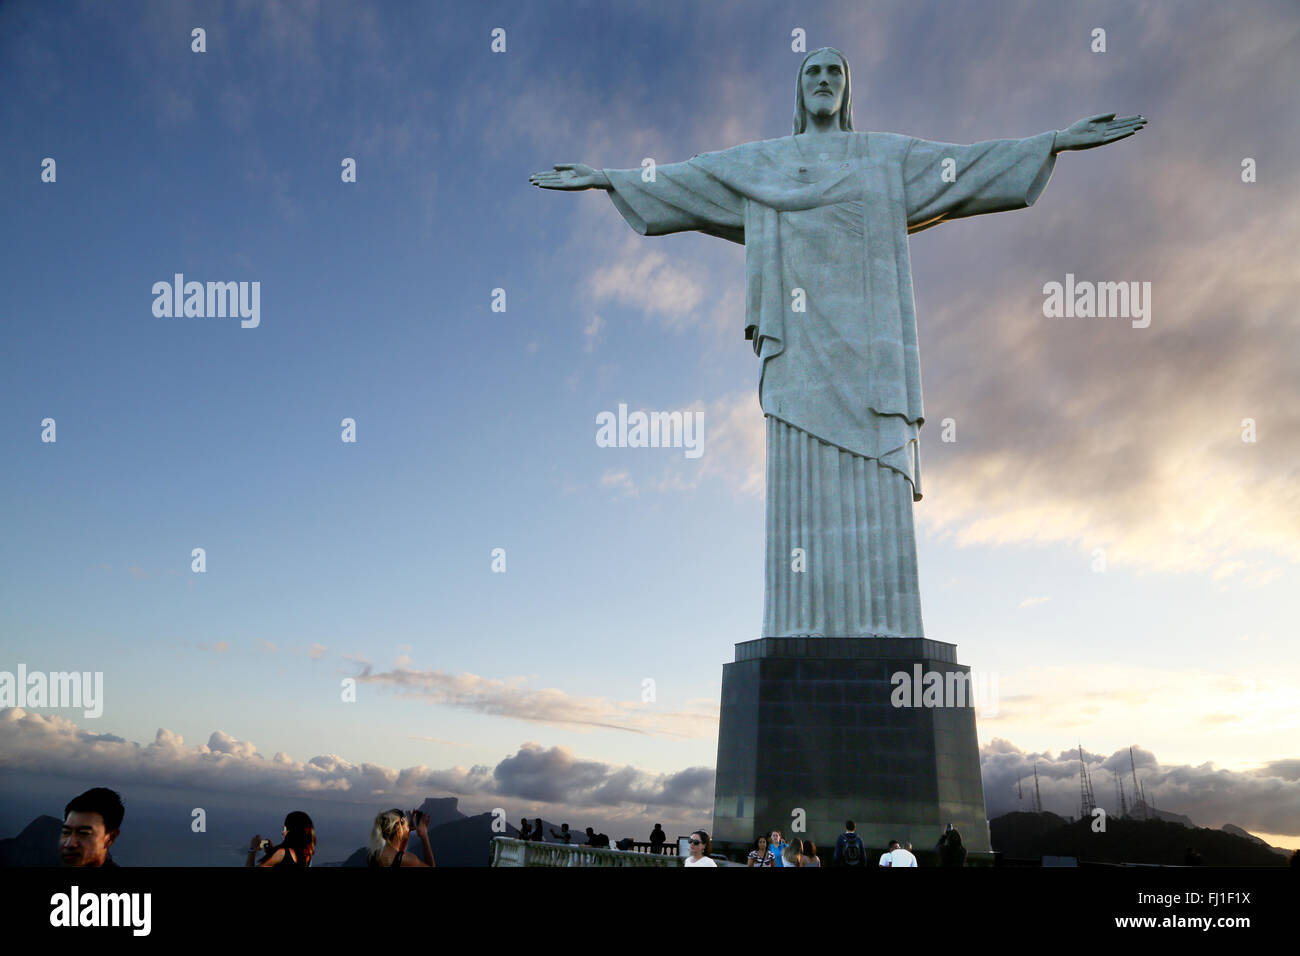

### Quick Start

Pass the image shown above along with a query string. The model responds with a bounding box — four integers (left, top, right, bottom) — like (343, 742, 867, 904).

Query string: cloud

(2, 709, 1292, 841)
(603, 391, 765, 499)
(308, 643, 326, 660)
(584, 236, 708, 326)
(582, 313, 605, 352)
(354, 667, 717, 739)
(598, 469, 638, 497)
(1017, 596, 1050, 608)
(493, 742, 714, 809)
(0, 709, 713, 820)
(980, 738, 1300, 839)
(976, 664, 1299, 745)
(891, 8, 1300, 580)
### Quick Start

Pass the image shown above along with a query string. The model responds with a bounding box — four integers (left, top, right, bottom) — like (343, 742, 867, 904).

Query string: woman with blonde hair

(367, 808, 435, 867)
(782, 837, 805, 867)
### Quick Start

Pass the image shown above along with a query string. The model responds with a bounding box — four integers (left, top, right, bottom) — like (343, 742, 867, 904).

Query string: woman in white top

(684, 830, 717, 866)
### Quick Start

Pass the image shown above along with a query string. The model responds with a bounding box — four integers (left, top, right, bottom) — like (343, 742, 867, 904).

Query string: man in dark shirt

(833, 819, 867, 867)
(60, 787, 124, 867)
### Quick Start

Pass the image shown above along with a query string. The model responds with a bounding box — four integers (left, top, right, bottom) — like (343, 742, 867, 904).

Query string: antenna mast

(1078, 744, 1097, 819)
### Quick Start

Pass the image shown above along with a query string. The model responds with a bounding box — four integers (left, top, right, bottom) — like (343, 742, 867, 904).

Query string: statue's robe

(604, 130, 1056, 637)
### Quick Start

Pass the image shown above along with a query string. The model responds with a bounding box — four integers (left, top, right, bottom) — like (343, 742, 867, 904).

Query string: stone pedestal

(711, 637, 990, 858)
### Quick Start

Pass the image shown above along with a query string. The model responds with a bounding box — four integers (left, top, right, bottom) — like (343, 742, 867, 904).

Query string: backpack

(842, 833, 864, 866)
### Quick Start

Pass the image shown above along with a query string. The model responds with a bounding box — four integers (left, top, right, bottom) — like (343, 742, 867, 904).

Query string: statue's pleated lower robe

(604, 129, 1056, 638)
(764, 416, 923, 638)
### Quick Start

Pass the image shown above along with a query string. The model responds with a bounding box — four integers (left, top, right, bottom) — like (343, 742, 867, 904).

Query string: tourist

(247, 811, 315, 867)
(367, 808, 435, 867)
(550, 823, 573, 844)
(833, 819, 867, 867)
(532, 817, 545, 841)
(747, 835, 775, 867)
(879, 839, 900, 866)
(886, 841, 918, 867)
(684, 830, 716, 867)
(782, 838, 804, 867)
(937, 826, 966, 867)
(769, 829, 789, 867)
(649, 823, 667, 854)
(59, 787, 124, 867)
(802, 838, 822, 867)
(519, 818, 532, 841)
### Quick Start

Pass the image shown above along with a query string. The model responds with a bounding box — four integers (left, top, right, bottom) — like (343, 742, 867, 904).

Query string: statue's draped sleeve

(602, 159, 746, 244)
(599, 132, 1058, 506)
(903, 130, 1057, 233)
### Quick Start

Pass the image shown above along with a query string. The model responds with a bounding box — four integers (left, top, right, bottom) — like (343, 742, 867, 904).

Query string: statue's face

(801, 51, 846, 121)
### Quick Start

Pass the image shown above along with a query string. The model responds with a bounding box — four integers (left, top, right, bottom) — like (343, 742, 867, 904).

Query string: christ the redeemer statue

(531, 47, 1144, 640)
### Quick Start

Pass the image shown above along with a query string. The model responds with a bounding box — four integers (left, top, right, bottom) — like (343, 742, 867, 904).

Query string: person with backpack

(833, 819, 867, 868)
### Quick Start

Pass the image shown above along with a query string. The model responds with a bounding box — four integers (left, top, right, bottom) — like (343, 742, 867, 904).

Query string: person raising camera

(246, 811, 316, 867)
(367, 808, 436, 867)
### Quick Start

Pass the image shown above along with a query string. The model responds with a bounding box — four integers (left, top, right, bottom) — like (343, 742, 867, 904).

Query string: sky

(1, 0, 1297, 854)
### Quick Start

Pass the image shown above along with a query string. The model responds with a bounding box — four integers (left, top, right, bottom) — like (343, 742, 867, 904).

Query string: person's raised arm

(246, 834, 286, 867)
(402, 814, 435, 867)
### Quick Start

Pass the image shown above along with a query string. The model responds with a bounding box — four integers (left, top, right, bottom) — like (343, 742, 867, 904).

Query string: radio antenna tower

(1078, 744, 1097, 818)
(1129, 746, 1151, 820)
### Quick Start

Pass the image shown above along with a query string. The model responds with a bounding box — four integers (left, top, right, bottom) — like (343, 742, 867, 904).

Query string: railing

(629, 841, 678, 856)
(491, 837, 681, 867)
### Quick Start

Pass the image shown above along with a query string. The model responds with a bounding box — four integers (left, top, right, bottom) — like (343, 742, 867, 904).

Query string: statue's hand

(1055, 112, 1147, 152)
(528, 163, 610, 190)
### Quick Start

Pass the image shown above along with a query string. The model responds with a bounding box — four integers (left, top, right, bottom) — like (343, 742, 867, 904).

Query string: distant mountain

(1146, 807, 1196, 827)
(1221, 823, 1291, 856)
(991, 811, 1287, 866)
(413, 797, 465, 829)
(0, 814, 61, 866)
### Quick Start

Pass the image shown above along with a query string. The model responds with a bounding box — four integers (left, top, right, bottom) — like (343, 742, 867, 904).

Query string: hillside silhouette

(991, 811, 1289, 866)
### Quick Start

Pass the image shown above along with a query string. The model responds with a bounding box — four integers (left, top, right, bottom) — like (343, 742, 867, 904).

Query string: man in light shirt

(888, 841, 919, 867)
(879, 839, 900, 867)
(683, 830, 717, 866)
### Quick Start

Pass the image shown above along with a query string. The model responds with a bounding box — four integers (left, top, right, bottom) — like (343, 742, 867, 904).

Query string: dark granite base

(711, 637, 990, 858)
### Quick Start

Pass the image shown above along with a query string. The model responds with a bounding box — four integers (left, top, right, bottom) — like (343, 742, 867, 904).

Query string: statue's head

(793, 47, 854, 134)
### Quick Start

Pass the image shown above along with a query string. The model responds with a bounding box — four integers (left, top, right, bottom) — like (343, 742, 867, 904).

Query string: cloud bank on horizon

(2, 708, 1295, 844)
